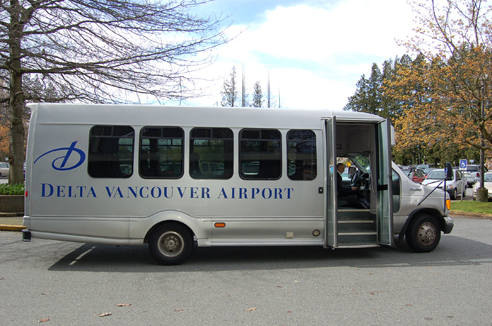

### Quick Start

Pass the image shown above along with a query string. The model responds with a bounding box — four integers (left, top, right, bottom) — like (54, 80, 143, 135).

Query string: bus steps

(337, 208, 377, 246)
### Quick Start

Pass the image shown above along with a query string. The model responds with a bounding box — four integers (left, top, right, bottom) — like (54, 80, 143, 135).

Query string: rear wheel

(450, 189, 457, 200)
(406, 214, 441, 253)
(149, 223, 193, 265)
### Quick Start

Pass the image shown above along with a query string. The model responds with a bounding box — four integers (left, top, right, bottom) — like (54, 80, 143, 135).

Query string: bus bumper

(443, 216, 454, 234)
(22, 230, 31, 242)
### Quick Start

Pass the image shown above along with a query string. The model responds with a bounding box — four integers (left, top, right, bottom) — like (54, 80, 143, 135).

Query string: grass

(0, 183, 25, 195)
(450, 200, 492, 215)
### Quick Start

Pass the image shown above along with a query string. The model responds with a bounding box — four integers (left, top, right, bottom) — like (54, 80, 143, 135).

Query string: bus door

(323, 118, 337, 248)
(376, 119, 394, 246)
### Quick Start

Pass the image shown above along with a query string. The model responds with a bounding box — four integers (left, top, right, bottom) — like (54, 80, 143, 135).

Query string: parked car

(462, 164, 488, 188)
(422, 168, 467, 200)
(407, 168, 425, 183)
(0, 162, 9, 178)
(472, 172, 492, 200)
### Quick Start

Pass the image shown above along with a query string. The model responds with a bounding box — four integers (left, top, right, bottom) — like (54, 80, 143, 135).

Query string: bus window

(140, 127, 184, 179)
(240, 129, 281, 180)
(392, 169, 400, 212)
(190, 128, 233, 179)
(88, 125, 134, 178)
(287, 130, 317, 180)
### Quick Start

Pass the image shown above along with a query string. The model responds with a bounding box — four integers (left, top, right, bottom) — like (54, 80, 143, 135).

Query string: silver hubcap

(417, 222, 436, 246)
(157, 231, 184, 257)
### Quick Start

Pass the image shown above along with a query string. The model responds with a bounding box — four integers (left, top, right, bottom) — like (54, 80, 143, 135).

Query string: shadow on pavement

(48, 235, 492, 273)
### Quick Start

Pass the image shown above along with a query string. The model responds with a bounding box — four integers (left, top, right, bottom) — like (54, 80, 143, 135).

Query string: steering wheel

(350, 170, 361, 187)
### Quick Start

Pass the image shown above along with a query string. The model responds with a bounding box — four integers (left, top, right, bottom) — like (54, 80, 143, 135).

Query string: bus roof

(28, 103, 386, 129)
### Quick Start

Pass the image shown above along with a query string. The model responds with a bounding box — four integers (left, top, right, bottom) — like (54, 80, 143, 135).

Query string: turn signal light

(214, 222, 226, 228)
(446, 199, 451, 210)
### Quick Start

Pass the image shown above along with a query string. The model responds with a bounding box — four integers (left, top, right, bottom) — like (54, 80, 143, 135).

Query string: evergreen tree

(220, 67, 238, 107)
(241, 66, 248, 107)
(251, 81, 263, 108)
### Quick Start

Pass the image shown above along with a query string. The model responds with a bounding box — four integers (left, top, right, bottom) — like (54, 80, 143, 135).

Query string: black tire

(406, 214, 441, 253)
(450, 189, 457, 200)
(149, 223, 193, 265)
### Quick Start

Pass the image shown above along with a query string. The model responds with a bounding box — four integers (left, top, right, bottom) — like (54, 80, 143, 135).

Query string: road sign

(460, 159, 467, 170)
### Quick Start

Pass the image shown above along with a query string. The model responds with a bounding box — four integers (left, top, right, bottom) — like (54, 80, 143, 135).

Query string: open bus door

(324, 117, 393, 249)
(323, 117, 337, 248)
(376, 119, 394, 246)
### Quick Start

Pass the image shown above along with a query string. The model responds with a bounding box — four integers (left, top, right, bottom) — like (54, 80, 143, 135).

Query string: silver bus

(22, 103, 454, 265)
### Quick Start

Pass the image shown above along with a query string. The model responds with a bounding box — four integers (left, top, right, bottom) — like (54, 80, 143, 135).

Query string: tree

(392, 0, 492, 158)
(0, 0, 231, 184)
(241, 65, 248, 107)
(251, 80, 263, 108)
(220, 66, 238, 107)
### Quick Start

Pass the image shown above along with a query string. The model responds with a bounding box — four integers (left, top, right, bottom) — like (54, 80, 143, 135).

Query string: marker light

(446, 199, 451, 210)
(214, 222, 226, 228)
(25, 190, 28, 197)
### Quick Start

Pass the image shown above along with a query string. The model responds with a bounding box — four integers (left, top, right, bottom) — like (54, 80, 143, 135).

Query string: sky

(178, 0, 417, 110)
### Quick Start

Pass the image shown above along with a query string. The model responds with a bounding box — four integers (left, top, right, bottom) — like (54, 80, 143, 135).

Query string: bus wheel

(149, 223, 193, 265)
(406, 214, 441, 253)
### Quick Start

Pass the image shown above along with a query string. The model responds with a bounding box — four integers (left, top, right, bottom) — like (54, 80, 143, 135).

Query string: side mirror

(445, 162, 453, 180)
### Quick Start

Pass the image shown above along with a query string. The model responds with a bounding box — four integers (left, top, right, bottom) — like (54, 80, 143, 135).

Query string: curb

(0, 224, 26, 231)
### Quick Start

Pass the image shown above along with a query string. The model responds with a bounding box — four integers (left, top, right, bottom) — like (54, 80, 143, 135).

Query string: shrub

(0, 183, 25, 195)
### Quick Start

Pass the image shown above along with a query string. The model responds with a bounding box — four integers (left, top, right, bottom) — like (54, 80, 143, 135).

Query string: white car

(422, 168, 467, 200)
(0, 162, 9, 178)
(473, 172, 492, 200)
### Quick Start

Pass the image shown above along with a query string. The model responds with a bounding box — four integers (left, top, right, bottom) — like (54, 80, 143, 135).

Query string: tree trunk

(8, 0, 26, 185)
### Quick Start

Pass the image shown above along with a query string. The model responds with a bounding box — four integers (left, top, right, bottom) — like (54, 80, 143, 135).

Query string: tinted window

(287, 130, 317, 180)
(392, 169, 400, 212)
(140, 127, 184, 179)
(240, 129, 281, 180)
(190, 128, 233, 179)
(88, 126, 134, 178)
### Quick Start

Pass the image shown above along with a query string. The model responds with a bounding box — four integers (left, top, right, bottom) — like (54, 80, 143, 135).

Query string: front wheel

(149, 223, 193, 265)
(450, 189, 457, 200)
(406, 214, 441, 253)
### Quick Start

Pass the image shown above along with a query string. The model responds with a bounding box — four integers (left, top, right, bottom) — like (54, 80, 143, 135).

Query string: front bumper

(442, 216, 454, 234)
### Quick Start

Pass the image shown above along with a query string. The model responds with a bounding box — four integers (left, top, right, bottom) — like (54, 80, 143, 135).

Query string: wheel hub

(418, 222, 436, 246)
(158, 231, 184, 257)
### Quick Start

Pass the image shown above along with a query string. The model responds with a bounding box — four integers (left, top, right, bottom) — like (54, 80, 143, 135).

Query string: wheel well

(143, 221, 195, 244)
(400, 208, 445, 240)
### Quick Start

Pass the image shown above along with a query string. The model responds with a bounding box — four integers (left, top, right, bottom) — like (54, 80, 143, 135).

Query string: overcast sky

(179, 0, 417, 110)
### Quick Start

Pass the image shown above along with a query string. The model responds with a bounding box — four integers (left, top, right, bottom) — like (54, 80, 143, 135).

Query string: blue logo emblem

(34, 141, 86, 171)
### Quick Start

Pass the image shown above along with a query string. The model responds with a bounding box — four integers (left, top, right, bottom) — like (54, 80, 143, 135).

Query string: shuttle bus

(22, 103, 454, 265)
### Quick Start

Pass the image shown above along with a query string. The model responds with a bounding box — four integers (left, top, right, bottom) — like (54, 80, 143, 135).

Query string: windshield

(427, 170, 446, 180)
(348, 155, 371, 173)
(485, 174, 492, 182)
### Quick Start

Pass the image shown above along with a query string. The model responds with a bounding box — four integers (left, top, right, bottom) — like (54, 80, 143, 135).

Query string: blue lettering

(202, 187, 210, 198)
(140, 187, 149, 198)
(275, 188, 282, 199)
(190, 187, 198, 198)
(178, 187, 187, 198)
(218, 188, 228, 199)
(128, 187, 138, 198)
(87, 187, 96, 197)
(151, 187, 161, 198)
(239, 188, 247, 199)
(41, 183, 54, 197)
(163, 187, 173, 198)
(106, 186, 124, 198)
(251, 188, 260, 199)
(262, 188, 272, 199)
(57, 185, 65, 197)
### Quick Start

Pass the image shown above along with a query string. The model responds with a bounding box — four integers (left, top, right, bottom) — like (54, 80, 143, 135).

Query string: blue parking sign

(460, 159, 467, 169)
